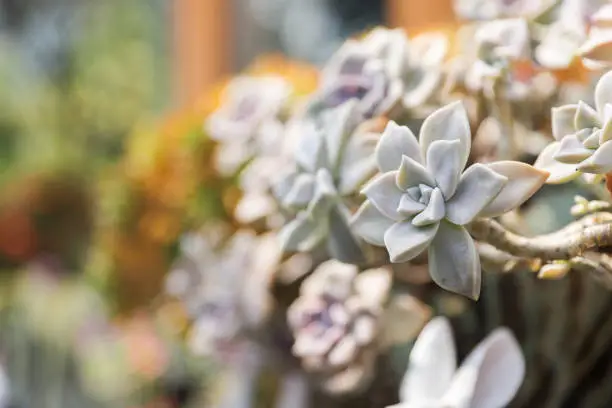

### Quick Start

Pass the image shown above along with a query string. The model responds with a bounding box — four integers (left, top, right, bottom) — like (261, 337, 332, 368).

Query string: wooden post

(172, 0, 232, 107)
(386, 0, 457, 35)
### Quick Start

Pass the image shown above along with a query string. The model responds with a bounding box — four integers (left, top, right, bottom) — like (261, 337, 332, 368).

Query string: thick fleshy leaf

(412, 188, 446, 227)
(476, 18, 530, 61)
(534, 142, 581, 184)
(581, 37, 612, 67)
(420, 101, 472, 170)
(397, 155, 436, 190)
(410, 32, 448, 67)
(361, 172, 405, 221)
(375, 121, 422, 172)
(575, 101, 601, 129)
(305, 169, 338, 219)
(273, 169, 299, 201)
(368, 28, 409, 78)
(323, 100, 360, 169)
(403, 69, 442, 108)
(428, 221, 481, 299)
(445, 164, 507, 226)
(551, 104, 579, 141)
(350, 201, 396, 246)
(279, 214, 327, 252)
(595, 70, 612, 114)
(553, 134, 593, 164)
(576, 140, 612, 173)
(338, 132, 379, 195)
(282, 173, 316, 208)
(601, 118, 612, 144)
(536, 22, 585, 70)
(576, 128, 594, 144)
(354, 268, 392, 306)
(399, 316, 457, 404)
(235, 193, 277, 224)
(426, 139, 463, 199)
(327, 205, 365, 263)
(583, 130, 602, 149)
(397, 194, 426, 216)
(384, 221, 439, 263)
(351, 63, 386, 118)
(479, 161, 549, 217)
(442, 328, 525, 408)
(295, 128, 329, 173)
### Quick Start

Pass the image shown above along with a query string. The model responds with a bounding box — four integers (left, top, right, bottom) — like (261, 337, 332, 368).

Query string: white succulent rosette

(233, 113, 303, 228)
(287, 261, 391, 394)
(387, 317, 525, 408)
(166, 230, 281, 361)
(205, 75, 291, 175)
(535, 70, 612, 183)
(534, 0, 610, 69)
(274, 100, 380, 263)
(465, 18, 532, 94)
(351, 101, 549, 299)
(579, 3, 612, 69)
(308, 28, 447, 120)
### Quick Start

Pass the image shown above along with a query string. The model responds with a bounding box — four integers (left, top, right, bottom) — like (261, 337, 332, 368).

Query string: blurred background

(0, 1, 458, 407)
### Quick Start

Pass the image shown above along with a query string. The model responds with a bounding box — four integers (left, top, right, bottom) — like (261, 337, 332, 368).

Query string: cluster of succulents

(161, 1, 612, 406)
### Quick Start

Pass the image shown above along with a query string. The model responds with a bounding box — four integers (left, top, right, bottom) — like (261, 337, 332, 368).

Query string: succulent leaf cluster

(351, 101, 548, 299)
(535, 70, 612, 182)
(163, 9, 612, 402)
(387, 317, 525, 408)
(306, 28, 448, 120)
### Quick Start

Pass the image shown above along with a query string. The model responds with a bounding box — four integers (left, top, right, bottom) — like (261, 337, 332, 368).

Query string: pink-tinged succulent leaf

(479, 161, 549, 217)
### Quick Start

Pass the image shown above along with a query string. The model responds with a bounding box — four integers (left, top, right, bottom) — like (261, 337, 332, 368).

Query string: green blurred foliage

(0, 0, 165, 184)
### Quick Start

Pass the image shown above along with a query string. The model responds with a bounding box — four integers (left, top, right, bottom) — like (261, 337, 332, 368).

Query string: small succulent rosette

(233, 114, 306, 228)
(165, 230, 281, 361)
(579, 4, 612, 69)
(387, 317, 525, 408)
(287, 260, 430, 395)
(464, 18, 533, 94)
(274, 100, 381, 263)
(535, 70, 612, 183)
(307, 27, 447, 120)
(205, 75, 291, 175)
(351, 101, 548, 299)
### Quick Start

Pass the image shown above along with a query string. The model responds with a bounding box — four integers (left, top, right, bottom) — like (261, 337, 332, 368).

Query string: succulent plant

(578, 3, 612, 69)
(464, 18, 531, 92)
(287, 261, 391, 394)
(535, 70, 612, 182)
(274, 100, 380, 262)
(307, 27, 448, 120)
(205, 75, 291, 175)
(287, 259, 429, 395)
(387, 317, 525, 408)
(165, 230, 281, 360)
(351, 101, 548, 299)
